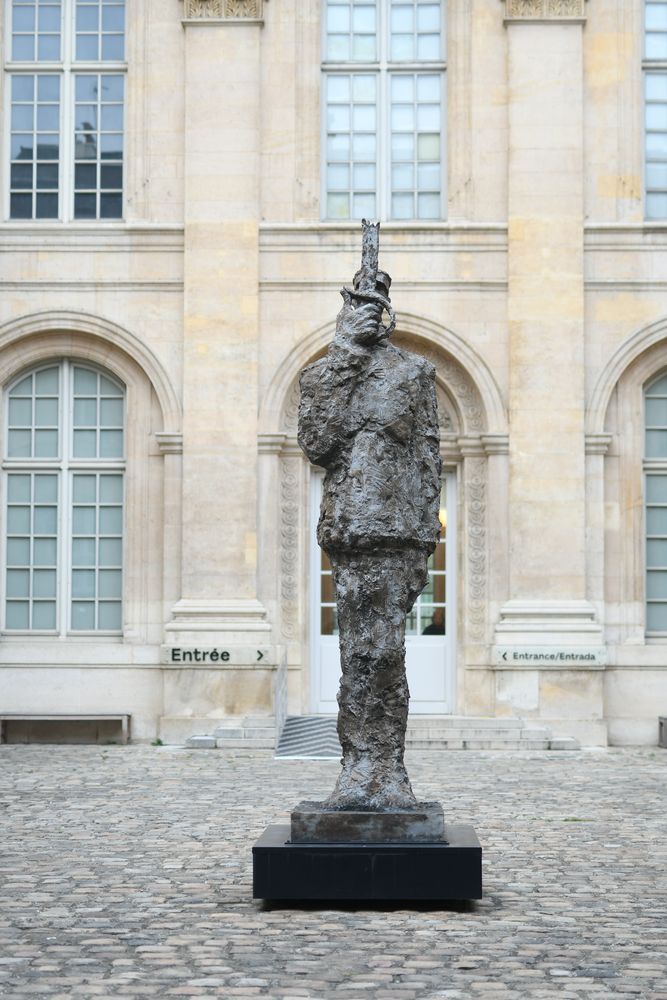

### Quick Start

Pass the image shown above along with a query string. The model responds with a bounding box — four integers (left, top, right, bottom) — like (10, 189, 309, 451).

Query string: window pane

(8, 476, 31, 503)
(392, 192, 414, 218)
(71, 601, 95, 629)
(73, 506, 96, 534)
(646, 192, 667, 218)
(646, 475, 667, 503)
(647, 538, 667, 566)
(647, 73, 667, 100)
(35, 398, 58, 425)
(6, 603, 30, 629)
(646, 397, 667, 425)
(32, 602, 56, 629)
(647, 570, 667, 599)
(391, 33, 414, 59)
(100, 429, 123, 457)
(99, 475, 122, 502)
(9, 398, 33, 426)
(99, 569, 121, 598)
(72, 538, 96, 565)
(646, 428, 667, 457)
(99, 537, 122, 565)
(8, 430, 32, 458)
(33, 569, 56, 598)
(72, 568, 96, 598)
(418, 191, 441, 218)
(417, 4, 440, 31)
(34, 429, 58, 456)
(73, 474, 97, 502)
(417, 33, 440, 60)
(98, 601, 121, 629)
(647, 33, 667, 59)
(352, 193, 376, 218)
(99, 506, 122, 534)
(74, 398, 98, 426)
(33, 538, 56, 565)
(647, 507, 667, 534)
(73, 430, 97, 457)
(34, 506, 57, 535)
(647, 602, 667, 630)
(34, 475, 57, 503)
(7, 539, 31, 565)
(7, 570, 30, 598)
(35, 368, 58, 394)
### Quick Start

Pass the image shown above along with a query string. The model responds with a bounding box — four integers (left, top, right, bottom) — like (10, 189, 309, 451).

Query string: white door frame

(309, 468, 457, 714)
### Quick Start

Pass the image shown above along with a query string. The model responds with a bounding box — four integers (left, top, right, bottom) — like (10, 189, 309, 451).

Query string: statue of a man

(298, 226, 442, 813)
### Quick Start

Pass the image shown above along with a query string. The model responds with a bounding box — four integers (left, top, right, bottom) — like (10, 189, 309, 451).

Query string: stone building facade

(1, 0, 666, 746)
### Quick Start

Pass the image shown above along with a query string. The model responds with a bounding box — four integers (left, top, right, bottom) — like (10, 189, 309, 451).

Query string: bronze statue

(298, 221, 442, 818)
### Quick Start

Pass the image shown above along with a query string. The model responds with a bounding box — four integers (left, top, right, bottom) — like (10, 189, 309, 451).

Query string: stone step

(213, 726, 275, 740)
(405, 727, 538, 740)
(407, 738, 551, 751)
(215, 737, 275, 750)
(406, 717, 524, 730)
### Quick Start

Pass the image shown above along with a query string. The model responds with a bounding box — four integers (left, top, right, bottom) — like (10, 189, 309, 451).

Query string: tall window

(7, 0, 126, 221)
(323, 0, 445, 221)
(3, 361, 125, 634)
(645, 1, 667, 218)
(644, 373, 667, 634)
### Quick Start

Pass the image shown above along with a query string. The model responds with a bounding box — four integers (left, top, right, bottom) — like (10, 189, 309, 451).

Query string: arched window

(645, 371, 667, 633)
(3, 359, 125, 634)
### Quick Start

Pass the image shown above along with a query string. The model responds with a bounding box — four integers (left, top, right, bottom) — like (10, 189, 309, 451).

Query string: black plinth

(252, 823, 482, 901)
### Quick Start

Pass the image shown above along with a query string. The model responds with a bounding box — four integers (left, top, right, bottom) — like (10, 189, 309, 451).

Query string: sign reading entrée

(493, 647, 607, 668)
(162, 647, 274, 666)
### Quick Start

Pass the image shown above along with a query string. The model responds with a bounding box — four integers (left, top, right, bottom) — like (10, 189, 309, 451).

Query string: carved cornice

(503, 0, 586, 21)
(155, 432, 183, 455)
(182, 0, 264, 21)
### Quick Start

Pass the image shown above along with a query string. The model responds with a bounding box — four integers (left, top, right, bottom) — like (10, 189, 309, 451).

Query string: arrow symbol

(502, 651, 508, 661)
(257, 649, 264, 662)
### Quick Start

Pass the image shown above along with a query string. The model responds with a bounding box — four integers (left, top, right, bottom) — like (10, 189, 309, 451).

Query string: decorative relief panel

(183, 0, 262, 19)
(465, 457, 488, 644)
(505, 0, 586, 18)
(280, 457, 300, 640)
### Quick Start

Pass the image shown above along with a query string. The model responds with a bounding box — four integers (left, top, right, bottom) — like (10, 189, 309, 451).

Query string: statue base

(290, 800, 445, 843)
(252, 823, 482, 901)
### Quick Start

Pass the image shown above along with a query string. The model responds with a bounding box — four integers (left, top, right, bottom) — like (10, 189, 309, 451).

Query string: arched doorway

(258, 314, 507, 718)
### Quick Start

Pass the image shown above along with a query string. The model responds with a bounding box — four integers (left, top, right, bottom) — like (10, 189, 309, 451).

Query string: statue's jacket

(298, 339, 442, 554)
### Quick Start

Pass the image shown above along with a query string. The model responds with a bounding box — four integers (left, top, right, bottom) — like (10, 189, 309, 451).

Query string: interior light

(439, 508, 447, 530)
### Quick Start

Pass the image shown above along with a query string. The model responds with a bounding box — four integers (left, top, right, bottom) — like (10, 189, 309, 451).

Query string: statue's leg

(324, 547, 429, 811)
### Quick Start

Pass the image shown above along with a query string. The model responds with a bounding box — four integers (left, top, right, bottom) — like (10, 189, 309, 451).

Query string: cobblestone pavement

(0, 745, 666, 1000)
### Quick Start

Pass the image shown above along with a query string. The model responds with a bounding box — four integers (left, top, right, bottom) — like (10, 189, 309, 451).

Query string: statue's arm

(297, 349, 366, 468)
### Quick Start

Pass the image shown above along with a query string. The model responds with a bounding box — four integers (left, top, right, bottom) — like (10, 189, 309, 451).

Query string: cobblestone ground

(0, 745, 666, 1000)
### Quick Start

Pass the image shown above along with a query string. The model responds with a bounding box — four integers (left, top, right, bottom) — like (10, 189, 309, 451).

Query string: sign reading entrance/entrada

(162, 647, 274, 666)
(493, 647, 607, 668)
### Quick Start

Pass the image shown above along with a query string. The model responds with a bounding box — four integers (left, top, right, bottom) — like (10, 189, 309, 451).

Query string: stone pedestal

(252, 824, 482, 902)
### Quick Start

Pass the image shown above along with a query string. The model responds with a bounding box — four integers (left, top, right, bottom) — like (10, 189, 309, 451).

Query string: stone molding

(182, 0, 263, 20)
(503, 0, 586, 21)
(585, 433, 613, 456)
(155, 432, 183, 455)
(0, 309, 182, 431)
(165, 599, 270, 633)
(495, 600, 603, 639)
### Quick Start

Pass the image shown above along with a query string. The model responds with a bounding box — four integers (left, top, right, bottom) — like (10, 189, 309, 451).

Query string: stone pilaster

(167, 5, 268, 647)
(497, 0, 600, 648)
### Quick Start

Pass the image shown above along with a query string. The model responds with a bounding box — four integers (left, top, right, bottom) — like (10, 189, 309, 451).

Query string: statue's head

(352, 268, 392, 302)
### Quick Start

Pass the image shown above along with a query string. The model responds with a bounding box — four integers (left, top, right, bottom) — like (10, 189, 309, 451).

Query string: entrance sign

(162, 646, 274, 666)
(493, 646, 607, 667)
